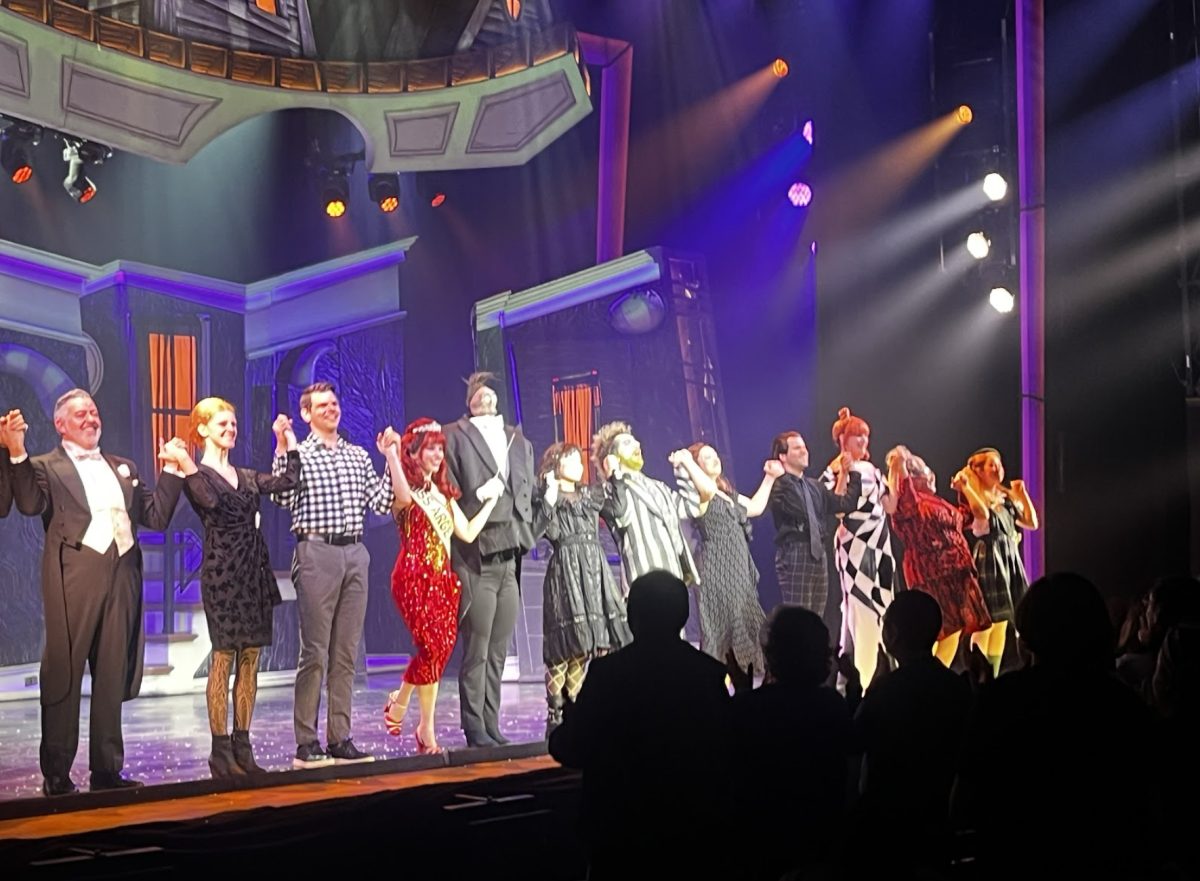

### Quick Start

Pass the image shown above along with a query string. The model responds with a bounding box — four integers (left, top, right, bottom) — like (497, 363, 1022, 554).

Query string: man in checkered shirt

(272, 382, 393, 768)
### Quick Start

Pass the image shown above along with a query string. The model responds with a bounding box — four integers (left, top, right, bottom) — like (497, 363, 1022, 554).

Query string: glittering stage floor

(0, 674, 552, 814)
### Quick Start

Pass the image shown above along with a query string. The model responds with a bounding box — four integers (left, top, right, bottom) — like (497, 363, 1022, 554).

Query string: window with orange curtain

(254, 0, 278, 13)
(552, 373, 601, 484)
(148, 332, 196, 472)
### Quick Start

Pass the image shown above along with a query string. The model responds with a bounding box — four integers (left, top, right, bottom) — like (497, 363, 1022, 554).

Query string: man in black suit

(549, 571, 731, 879)
(0, 413, 13, 517)
(4, 391, 189, 796)
(443, 372, 536, 747)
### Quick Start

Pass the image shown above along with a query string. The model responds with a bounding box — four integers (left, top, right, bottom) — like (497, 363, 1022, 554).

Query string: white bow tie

(74, 450, 103, 462)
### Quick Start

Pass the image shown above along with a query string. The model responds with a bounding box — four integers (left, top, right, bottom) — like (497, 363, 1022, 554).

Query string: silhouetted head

(883, 591, 943, 663)
(762, 606, 832, 687)
(1016, 572, 1114, 671)
(627, 571, 689, 642)
(1139, 575, 1200, 649)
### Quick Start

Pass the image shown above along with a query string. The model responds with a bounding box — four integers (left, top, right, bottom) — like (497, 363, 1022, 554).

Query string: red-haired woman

(677, 442, 780, 674)
(378, 418, 501, 754)
(183, 397, 299, 778)
(822, 407, 897, 686)
(952, 447, 1038, 678)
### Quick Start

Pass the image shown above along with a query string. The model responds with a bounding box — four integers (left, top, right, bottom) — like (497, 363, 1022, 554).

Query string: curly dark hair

(592, 420, 632, 474)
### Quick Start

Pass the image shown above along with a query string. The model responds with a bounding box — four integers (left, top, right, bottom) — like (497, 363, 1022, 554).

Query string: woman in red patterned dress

(884, 446, 991, 666)
(377, 418, 501, 754)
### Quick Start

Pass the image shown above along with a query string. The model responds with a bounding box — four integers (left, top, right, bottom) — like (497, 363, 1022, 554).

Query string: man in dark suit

(4, 391, 189, 796)
(549, 571, 731, 879)
(0, 412, 13, 517)
(443, 372, 535, 747)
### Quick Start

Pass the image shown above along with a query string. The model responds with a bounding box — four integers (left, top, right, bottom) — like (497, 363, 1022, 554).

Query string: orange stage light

(772, 58, 789, 79)
(431, 193, 447, 207)
(956, 104, 973, 125)
(11, 165, 32, 184)
(325, 199, 346, 218)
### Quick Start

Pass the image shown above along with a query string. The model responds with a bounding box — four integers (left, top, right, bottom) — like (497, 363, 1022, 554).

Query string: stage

(0, 675, 551, 811)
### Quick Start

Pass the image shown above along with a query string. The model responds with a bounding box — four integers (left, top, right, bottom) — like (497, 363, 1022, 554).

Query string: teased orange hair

(831, 406, 870, 449)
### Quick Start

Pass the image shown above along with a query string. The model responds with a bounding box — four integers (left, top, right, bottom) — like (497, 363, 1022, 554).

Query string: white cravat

(469, 414, 509, 480)
(62, 440, 134, 556)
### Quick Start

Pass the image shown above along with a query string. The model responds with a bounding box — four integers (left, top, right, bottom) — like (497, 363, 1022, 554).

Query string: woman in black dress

(953, 447, 1038, 678)
(534, 443, 632, 733)
(184, 398, 299, 778)
(677, 443, 779, 673)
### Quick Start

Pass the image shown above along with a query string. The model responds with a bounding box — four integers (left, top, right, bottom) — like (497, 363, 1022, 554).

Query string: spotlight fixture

(982, 172, 1008, 202)
(1, 121, 41, 184)
(955, 104, 974, 125)
(61, 138, 111, 204)
(772, 58, 789, 79)
(307, 141, 365, 219)
(801, 119, 814, 145)
(966, 232, 991, 260)
(989, 286, 1015, 313)
(430, 192, 446, 208)
(367, 172, 400, 213)
(787, 181, 812, 208)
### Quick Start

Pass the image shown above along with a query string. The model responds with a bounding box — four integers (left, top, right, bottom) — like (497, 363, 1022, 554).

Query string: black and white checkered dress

(821, 461, 896, 625)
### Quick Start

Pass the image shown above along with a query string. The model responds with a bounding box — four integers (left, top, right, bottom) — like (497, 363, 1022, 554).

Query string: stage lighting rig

(307, 143, 365, 219)
(367, 172, 400, 213)
(982, 172, 1008, 202)
(0, 119, 42, 185)
(61, 137, 111, 204)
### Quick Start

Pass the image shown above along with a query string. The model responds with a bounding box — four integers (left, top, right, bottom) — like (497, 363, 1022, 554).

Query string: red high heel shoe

(414, 730, 443, 755)
(383, 690, 409, 737)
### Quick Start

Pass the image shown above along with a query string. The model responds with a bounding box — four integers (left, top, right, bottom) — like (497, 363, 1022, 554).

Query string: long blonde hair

(188, 397, 236, 447)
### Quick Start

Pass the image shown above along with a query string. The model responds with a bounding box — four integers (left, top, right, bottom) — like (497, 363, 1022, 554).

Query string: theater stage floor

(0, 674, 551, 809)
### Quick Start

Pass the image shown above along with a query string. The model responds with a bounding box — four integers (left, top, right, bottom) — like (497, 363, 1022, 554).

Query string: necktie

(799, 478, 824, 561)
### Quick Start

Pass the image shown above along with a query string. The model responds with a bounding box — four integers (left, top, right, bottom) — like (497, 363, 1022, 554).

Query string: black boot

(231, 729, 266, 774)
(544, 707, 563, 739)
(209, 734, 247, 779)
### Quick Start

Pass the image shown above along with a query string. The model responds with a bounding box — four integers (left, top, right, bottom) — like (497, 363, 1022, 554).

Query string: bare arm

(670, 450, 717, 504)
(1007, 480, 1039, 531)
(741, 460, 782, 518)
(451, 494, 500, 543)
(378, 440, 413, 512)
(951, 469, 990, 534)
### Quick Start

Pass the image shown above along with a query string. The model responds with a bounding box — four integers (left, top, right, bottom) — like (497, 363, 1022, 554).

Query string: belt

(481, 547, 520, 563)
(296, 533, 361, 547)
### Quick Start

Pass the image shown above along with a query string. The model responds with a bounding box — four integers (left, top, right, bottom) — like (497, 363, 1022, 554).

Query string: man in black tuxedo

(4, 391, 189, 796)
(443, 372, 535, 747)
(0, 413, 13, 517)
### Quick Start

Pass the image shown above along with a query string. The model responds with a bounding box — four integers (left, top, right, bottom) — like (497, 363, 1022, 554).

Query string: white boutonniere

(132, 479, 140, 487)
(116, 463, 131, 479)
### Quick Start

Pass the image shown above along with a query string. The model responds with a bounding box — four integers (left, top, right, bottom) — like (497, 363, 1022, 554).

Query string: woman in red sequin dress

(883, 447, 991, 666)
(377, 418, 501, 754)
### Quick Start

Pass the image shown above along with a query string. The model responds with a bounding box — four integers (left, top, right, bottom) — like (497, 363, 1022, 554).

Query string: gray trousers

(291, 539, 369, 747)
(41, 544, 138, 778)
(456, 555, 519, 738)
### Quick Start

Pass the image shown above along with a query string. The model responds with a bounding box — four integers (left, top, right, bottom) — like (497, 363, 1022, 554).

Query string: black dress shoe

(485, 728, 511, 746)
(90, 772, 144, 791)
(42, 776, 78, 797)
(464, 731, 499, 748)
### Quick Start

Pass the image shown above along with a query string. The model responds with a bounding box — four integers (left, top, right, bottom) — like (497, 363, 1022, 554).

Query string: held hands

(1, 409, 28, 456)
(477, 475, 505, 503)
(667, 449, 691, 468)
(602, 453, 621, 480)
(763, 459, 784, 479)
(950, 468, 970, 493)
(157, 436, 195, 473)
(272, 414, 297, 452)
(375, 425, 401, 457)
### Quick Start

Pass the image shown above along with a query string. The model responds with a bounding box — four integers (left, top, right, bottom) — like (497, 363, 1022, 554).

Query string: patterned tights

(546, 656, 586, 710)
(206, 647, 261, 735)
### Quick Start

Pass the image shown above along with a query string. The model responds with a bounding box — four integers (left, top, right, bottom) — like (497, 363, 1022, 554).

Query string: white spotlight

(966, 232, 991, 259)
(983, 173, 1008, 202)
(989, 286, 1015, 313)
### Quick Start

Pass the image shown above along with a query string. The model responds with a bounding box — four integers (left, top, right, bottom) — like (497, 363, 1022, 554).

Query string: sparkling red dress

(391, 487, 461, 685)
(889, 477, 992, 640)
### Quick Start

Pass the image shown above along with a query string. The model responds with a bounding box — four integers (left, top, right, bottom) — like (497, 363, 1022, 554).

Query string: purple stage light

(788, 182, 813, 208)
(802, 119, 814, 145)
